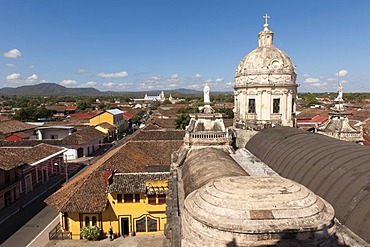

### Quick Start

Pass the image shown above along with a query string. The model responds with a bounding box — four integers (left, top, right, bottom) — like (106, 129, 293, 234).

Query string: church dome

(182, 176, 336, 246)
(234, 16, 297, 86)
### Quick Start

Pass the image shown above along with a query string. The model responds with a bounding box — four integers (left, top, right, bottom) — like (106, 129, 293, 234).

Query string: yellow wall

(60, 180, 168, 239)
(90, 112, 114, 126)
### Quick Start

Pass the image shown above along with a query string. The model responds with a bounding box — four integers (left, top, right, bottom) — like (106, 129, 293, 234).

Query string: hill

(0, 83, 230, 97)
(0, 83, 101, 96)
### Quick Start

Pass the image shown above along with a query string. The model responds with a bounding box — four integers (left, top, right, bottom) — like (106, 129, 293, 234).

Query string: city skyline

(0, 1, 369, 93)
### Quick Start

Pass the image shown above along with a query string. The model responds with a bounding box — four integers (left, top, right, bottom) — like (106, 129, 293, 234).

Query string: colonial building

(0, 144, 66, 210)
(89, 109, 127, 138)
(45, 127, 184, 239)
(233, 14, 297, 146)
(164, 84, 346, 246)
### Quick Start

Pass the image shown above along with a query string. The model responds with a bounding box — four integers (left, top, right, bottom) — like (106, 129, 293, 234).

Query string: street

(0, 193, 60, 247)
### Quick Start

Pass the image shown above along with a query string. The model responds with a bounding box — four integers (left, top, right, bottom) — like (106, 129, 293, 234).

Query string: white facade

(36, 126, 74, 140)
(234, 16, 298, 130)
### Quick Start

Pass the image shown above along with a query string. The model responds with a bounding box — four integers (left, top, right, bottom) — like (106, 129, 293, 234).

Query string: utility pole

(64, 154, 68, 182)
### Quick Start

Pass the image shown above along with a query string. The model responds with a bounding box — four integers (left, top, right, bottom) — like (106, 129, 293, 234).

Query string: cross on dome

(263, 13, 270, 31)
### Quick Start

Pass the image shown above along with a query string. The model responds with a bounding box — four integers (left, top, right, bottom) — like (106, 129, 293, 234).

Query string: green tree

(12, 106, 55, 121)
(175, 107, 198, 129)
(77, 100, 91, 111)
(214, 108, 234, 118)
(132, 115, 141, 121)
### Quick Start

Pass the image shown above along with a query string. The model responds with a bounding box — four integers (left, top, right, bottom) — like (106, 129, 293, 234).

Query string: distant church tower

(233, 14, 298, 138)
(316, 83, 363, 144)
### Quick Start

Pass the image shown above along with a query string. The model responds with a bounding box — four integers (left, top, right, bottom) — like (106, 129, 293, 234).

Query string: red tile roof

(122, 111, 134, 120)
(65, 105, 77, 111)
(0, 143, 64, 171)
(4, 132, 30, 141)
(297, 115, 328, 124)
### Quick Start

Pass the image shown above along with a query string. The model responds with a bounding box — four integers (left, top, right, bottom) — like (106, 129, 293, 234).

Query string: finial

(263, 13, 270, 31)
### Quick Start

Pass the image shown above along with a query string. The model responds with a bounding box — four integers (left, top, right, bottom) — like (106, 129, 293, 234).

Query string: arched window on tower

(273, 98, 280, 113)
(248, 99, 256, 113)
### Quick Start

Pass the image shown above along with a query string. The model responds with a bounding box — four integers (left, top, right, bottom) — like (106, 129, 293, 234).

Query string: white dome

(234, 24, 297, 86)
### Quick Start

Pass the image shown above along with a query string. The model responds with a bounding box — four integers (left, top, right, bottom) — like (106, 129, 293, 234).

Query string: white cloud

(169, 84, 178, 88)
(60, 79, 78, 86)
(151, 76, 160, 80)
(215, 78, 224, 82)
(326, 78, 336, 82)
(304, 77, 320, 83)
(78, 81, 97, 87)
(225, 82, 233, 87)
(26, 74, 38, 83)
(5, 73, 40, 84)
(6, 73, 21, 82)
(103, 82, 115, 88)
(77, 68, 87, 74)
(194, 73, 202, 78)
(188, 84, 200, 89)
(302, 73, 310, 78)
(3, 49, 21, 58)
(97, 71, 128, 78)
(205, 79, 212, 83)
(170, 74, 178, 79)
(29, 65, 34, 69)
(335, 69, 348, 77)
(119, 82, 133, 87)
(85, 81, 97, 86)
(341, 80, 348, 83)
(308, 82, 328, 88)
(6, 63, 15, 67)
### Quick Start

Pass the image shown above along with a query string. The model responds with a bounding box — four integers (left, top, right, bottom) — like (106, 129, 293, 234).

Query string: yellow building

(55, 172, 169, 239)
(90, 109, 126, 137)
(45, 127, 185, 240)
(105, 172, 169, 236)
(95, 122, 116, 142)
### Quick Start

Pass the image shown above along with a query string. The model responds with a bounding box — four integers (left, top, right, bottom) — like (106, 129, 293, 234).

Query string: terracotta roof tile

(45, 145, 123, 213)
(296, 109, 328, 119)
(97, 122, 115, 131)
(61, 126, 106, 145)
(145, 117, 177, 129)
(0, 119, 36, 135)
(0, 143, 64, 171)
(107, 172, 170, 194)
(122, 111, 134, 120)
(130, 129, 184, 141)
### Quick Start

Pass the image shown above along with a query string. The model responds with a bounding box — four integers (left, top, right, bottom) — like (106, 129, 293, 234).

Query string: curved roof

(234, 24, 296, 86)
(183, 176, 336, 245)
(246, 126, 370, 243)
(236, 47, 295, 77)
(182, 148, 248, 198)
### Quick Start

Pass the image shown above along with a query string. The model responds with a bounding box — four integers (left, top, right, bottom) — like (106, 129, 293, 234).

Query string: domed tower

(234, 14, 298, 131)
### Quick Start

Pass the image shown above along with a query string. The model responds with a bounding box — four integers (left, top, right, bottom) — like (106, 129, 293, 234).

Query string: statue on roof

(204, 84, 210, 104)
(337, 83, 343, 101)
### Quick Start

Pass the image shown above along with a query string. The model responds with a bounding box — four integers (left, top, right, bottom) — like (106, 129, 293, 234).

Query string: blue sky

(0, 1, 369, 93)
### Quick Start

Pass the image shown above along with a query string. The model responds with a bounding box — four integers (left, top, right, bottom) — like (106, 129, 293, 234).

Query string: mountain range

(0, 83, 207, 97)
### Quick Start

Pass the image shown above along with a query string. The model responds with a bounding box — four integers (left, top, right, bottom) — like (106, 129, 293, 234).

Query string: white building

(233, 15, 297, 133)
